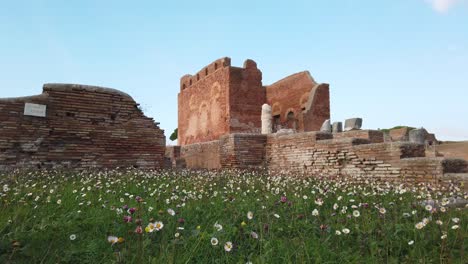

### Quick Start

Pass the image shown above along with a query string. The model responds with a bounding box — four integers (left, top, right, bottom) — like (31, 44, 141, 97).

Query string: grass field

(0, 170, 466, 263)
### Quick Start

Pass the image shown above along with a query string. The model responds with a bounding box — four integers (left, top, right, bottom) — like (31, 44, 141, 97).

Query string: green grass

(0, 170, 466, 263)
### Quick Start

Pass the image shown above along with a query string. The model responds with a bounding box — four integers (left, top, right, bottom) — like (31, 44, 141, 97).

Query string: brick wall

(302, 83, 330, 132)
(333, 130, 384, 143)
(178, 58, 231, 145)
(228, 60, 265, 134)
(181, 141, 221, 169)
(398, 158, 444, 183)
(0, 83, 165, 170)
(220, 134, 267, 169)
(178, 58, 331, 145)
(265, 72, 330, 132)
(265, 132, 333, 172)
(389, 127, 410, 141)
(264, 132, 465, 183)
(179, 130, 467, 185)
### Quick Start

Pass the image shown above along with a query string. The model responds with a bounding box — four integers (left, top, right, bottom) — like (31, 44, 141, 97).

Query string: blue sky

(1, 0, 467, 142)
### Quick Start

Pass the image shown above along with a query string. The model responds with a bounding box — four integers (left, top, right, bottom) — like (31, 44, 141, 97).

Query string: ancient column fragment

(320, 119, 332, 132)
(261, 104, 272, 134)
(332, 122, 343, 133)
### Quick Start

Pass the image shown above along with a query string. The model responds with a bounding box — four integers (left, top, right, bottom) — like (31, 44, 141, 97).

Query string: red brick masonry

(0, 83, 165, 170)
(177, 57, 330, 146)
(171, 130, 467, 186)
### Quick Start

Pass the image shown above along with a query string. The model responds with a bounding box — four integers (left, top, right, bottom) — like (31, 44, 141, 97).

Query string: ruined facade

(178, 57, 329, 145)
(0, 84, 165, 170)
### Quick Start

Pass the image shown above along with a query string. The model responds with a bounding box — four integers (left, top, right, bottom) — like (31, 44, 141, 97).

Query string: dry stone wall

(0, 83, 165, 170)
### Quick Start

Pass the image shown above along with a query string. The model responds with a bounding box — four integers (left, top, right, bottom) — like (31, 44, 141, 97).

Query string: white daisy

(224, 241, 233, 252)
(353, 210, 360, 217)
(247, 211, 253, 220)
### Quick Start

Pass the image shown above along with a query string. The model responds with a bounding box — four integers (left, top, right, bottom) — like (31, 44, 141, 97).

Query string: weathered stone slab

(409, 128, 428, 144)
(344, 118, 362, 131)
(332, 122, 342, 133)
(320, 119, 332, 132)
(24, 103, 47, 117)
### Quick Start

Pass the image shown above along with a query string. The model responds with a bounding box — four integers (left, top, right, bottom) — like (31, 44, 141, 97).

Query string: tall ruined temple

(0, 83, 165, 170)
(178, 57, 330, 146)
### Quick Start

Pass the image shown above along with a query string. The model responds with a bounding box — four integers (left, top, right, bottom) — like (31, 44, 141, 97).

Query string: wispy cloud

(426, 0, 465, 13)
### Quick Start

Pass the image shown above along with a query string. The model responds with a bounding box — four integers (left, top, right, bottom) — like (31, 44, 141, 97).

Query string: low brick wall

(264, 132, 462, 184)
(442, 159, 468, 173)
(333, 130, 384, 143)
(181, 140, 221, 169)
(0, 84, 166, 170)
(265, 134, 399, 179)
(398, 158, 444, 183)
(220, 134, 267, 169)
(177, 130, 467, 185)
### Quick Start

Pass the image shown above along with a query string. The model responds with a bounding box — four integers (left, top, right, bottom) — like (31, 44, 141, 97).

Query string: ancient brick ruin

(169, 57, 467, 187)
(0, 57, 466, 188)
(178, 57, 329, 146)
(0, 83, 165, 170)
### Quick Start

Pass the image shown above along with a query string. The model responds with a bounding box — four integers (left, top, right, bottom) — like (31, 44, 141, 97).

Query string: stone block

(409, 128, 428, 144)
(332, 122, 342, 133)
(344, 118, 362, 131)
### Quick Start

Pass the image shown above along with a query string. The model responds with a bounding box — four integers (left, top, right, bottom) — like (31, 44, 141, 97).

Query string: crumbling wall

(266, 71, 329, 132)
(178, 130, 466, 185)
(228, 60, 265, 133)
(389, 127, 411, 141)
(264, 132, 459, 183)
(0, 83, 165, 170)
(302, 83, 330, 132)
(220, 134, 266, 169)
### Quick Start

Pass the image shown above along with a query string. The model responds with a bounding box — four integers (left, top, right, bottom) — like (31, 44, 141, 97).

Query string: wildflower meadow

(0, 169, 466, 263)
